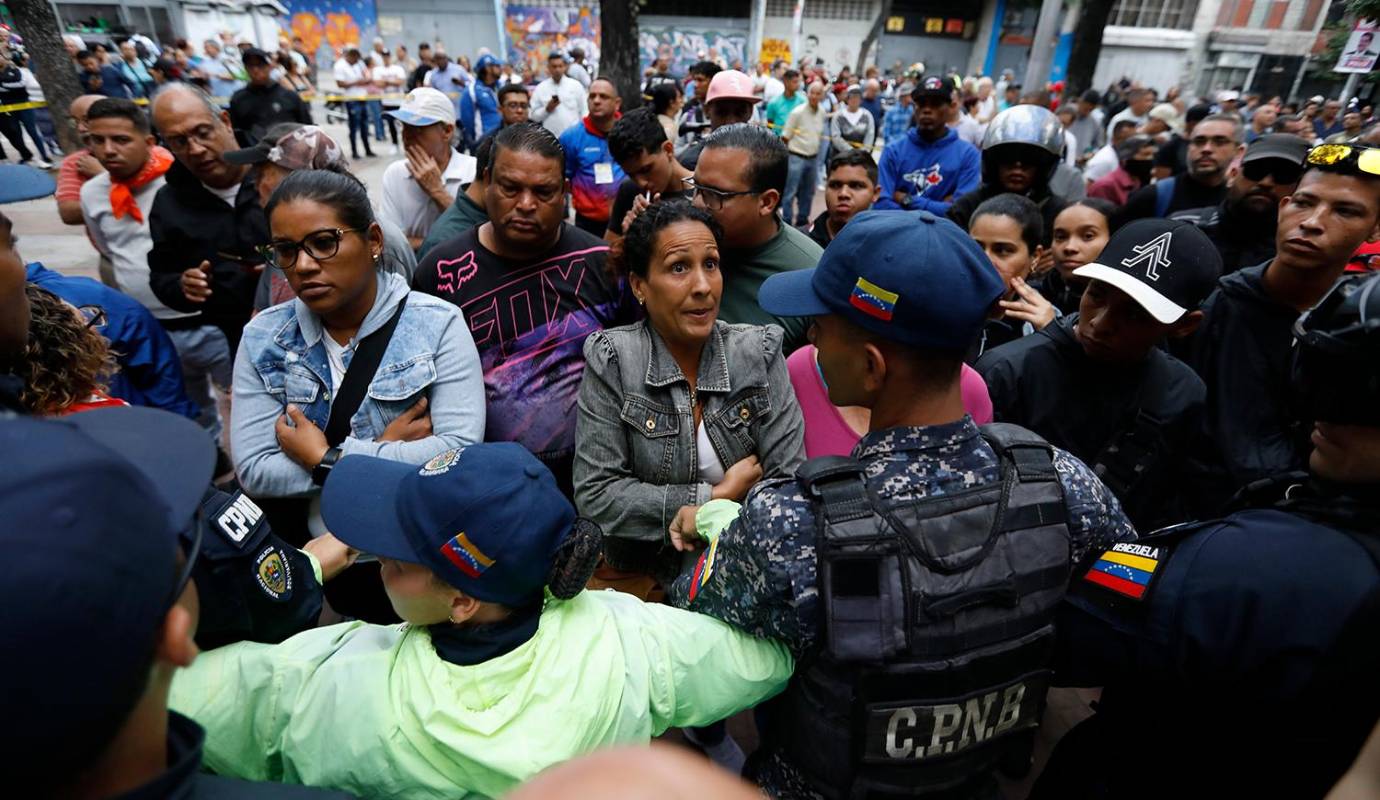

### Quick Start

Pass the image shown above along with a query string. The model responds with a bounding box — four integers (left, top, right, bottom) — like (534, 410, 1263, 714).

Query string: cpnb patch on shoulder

(254, 545, 293, 602)
(1082, 541, 1164, 600)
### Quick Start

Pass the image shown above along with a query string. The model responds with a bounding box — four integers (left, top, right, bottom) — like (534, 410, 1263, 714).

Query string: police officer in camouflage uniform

(666, 209, 1136, 799)
(1036, 271, 1380, 799)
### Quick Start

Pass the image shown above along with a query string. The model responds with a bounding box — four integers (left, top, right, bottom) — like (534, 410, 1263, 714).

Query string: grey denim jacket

(574, 320, 806, 576)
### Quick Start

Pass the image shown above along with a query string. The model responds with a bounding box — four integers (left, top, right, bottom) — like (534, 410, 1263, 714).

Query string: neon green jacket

(170, 588, 792, 799)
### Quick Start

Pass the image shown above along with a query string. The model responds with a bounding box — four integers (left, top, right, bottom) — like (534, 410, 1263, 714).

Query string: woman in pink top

(786, 344, 993, 458)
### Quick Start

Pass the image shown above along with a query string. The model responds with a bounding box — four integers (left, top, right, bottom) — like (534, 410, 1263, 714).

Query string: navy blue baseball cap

(0, 408, 214, 756)
(758, 209, 1004, 350)
(322, 443, 576, 607)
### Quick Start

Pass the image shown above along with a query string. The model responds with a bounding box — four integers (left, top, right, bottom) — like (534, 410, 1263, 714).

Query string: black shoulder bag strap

(254, 296, 411, 549)
(322, 295, 407, 447)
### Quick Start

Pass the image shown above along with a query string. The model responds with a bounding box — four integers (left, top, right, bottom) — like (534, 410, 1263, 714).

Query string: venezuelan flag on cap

(1082, 543, 1161, 600)
(850, 276, 899, 322)
(440, 531, 495, 578)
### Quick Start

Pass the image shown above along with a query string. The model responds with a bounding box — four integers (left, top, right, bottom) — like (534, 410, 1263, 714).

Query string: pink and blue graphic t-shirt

(413, 223, 625, 491)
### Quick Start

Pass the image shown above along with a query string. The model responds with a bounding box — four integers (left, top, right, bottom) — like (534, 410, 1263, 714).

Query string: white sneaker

(389, 145, 399, 156)
(30, 158, 54, 169)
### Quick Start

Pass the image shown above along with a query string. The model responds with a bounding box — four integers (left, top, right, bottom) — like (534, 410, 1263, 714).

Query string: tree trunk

(8, 0, 84, 153)
(599, 0, 642, 110)
(856, 0, 895, 77)
(1065, 0, 1116, 98)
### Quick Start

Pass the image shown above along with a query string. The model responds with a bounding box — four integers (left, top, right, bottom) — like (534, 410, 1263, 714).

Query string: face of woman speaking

(629, 220, 723, 350)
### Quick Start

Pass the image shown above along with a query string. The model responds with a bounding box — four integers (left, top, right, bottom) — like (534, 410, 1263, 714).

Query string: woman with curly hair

(9, 283, 125, 415)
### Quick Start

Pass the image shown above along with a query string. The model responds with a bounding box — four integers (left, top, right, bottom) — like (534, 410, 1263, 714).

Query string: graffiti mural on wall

(504, 5, 600, 73)
(282, 0, 377, 59)
(639, 26, 748, 75)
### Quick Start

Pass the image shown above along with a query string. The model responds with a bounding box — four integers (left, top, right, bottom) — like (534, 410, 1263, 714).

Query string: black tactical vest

(769, 424, 1072, 798)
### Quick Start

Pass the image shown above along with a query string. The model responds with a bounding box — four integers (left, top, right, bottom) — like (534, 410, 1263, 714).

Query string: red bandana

(109, 146, 174, 223)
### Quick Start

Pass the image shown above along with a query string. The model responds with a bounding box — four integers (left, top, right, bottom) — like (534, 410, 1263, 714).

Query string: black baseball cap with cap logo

(1073, 218, 1222, 324)
(913, 75, 958, 100)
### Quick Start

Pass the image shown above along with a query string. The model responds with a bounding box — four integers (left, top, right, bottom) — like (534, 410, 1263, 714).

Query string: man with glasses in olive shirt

(688, 123, 821, 353)
(412, 123, 626, 494)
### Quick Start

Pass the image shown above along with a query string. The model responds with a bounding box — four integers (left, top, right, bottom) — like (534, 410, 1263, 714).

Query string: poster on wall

(282, 0, 378, 61)
(758, 37, 792, 68)
(640, 26, 749, 74)
(1335, 20, 1379, 74)
(504, 5, 600, 74)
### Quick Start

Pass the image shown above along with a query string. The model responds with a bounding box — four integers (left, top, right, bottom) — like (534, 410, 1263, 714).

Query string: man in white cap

(380, 87, 476, 250)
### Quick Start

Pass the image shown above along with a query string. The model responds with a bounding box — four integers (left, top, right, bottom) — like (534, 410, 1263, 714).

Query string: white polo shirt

(378, 148, 476, 243)
(333, 58, 369, 99)
(80, 173, 195, 320)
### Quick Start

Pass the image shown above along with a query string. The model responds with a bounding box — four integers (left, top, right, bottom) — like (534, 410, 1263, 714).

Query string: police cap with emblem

(1073, 218, 1222, 324)
(0, 407, 212, 763)
(322, 443, 598, 606)
(757, 209, 1005, 350)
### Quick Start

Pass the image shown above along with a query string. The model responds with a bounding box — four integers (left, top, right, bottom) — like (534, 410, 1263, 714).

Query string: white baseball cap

(387, 87, 456, 127)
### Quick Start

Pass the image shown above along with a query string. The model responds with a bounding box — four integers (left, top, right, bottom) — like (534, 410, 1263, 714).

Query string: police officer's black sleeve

(192, 487, 323, 650)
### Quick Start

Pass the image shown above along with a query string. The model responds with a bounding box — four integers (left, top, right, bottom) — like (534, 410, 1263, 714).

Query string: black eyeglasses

(1241, 160, 1303, 185)
(259, 228, 365, 270)
(76, 304, 108, 329)
(682, 177, 759, 211)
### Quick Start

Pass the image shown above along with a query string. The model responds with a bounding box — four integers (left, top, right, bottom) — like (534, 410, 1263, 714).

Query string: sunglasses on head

(1305, 144, 1380, 177)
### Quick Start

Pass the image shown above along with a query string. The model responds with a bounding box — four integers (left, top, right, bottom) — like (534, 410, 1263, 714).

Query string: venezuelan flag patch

(1082, 542, 1163, 600)
(850, 276, 899, 322)
(686, 536, 720, 602)
(440, 531, 495, 578)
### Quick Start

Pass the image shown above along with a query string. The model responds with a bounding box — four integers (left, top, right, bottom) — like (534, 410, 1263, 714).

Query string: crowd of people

(2, 23, 1380, 800)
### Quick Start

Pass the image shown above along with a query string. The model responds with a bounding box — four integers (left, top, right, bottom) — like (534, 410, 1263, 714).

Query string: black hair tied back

(546, 518, 603, 599)
(265, 168, 376, 231)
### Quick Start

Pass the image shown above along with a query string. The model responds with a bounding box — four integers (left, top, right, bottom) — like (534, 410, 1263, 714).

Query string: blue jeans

(16, 109, 51, 161)
(783, 151, 818, 226)
(367, 99, 384, 140)
(167, 325, 233, 442)
(345, 101, 372, 156)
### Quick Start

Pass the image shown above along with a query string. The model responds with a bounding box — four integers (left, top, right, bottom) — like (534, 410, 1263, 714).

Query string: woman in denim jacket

(232, 170, 485, 514)
(574, 200, 806, 587)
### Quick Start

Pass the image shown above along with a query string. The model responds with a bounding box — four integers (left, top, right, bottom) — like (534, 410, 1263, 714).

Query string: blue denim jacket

(574, 320, 805, 577)
(232, 271, 486, 498)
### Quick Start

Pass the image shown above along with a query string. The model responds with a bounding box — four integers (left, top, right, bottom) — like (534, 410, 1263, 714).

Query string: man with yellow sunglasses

(1183, 143, 1380, 516)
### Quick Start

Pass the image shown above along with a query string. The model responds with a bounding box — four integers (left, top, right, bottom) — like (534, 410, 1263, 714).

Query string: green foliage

(1350, 0, 1380, 21)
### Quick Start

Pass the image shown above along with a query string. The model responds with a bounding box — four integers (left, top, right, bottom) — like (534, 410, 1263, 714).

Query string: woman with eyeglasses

(5, 285, 127, 415)
(231, 170, 485, 597)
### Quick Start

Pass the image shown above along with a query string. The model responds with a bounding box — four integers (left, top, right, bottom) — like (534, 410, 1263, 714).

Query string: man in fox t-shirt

(413, 123, 628, 494)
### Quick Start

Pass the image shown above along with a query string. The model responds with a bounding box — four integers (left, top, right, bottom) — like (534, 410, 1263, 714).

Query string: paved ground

(13, 111, 824, 279)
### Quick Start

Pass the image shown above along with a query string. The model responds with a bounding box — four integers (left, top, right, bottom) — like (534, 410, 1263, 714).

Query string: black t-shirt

(975, 314, 1206, 529)
(604, 179, 693, 236)
(411, 223, 624, 490)
(1116, 175, 1227, 227)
